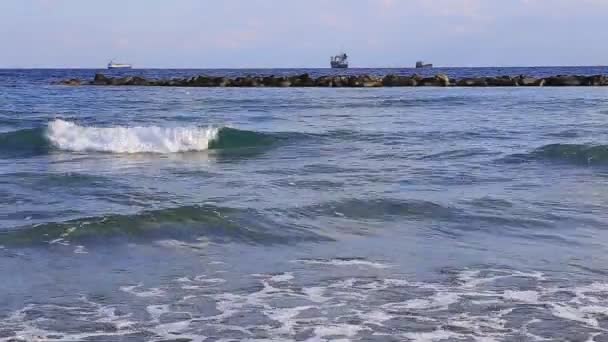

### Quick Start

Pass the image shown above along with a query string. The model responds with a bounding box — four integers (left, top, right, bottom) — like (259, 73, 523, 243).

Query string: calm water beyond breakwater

(2, 67, 608, 341)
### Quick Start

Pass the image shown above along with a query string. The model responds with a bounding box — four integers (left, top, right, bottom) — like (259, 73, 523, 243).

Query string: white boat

(107, 61, 132, 69)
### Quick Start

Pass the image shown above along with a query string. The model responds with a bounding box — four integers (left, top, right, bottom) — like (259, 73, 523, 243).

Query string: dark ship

(330, 53, 349, 69)
(416, 61, 433, 68)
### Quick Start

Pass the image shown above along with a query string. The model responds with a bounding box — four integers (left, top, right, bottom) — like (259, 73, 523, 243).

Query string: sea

(1, 67, 608, 342)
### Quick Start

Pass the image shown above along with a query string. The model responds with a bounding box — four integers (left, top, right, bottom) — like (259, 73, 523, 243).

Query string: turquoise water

(1, 68, 608, 341)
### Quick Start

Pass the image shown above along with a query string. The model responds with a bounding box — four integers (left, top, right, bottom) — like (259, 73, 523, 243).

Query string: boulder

(347, 75, 382, 87)
(544, 75, 584, 86)
(328, 76, 348, 87)
(403, 76, 418, 86)
(381, 74, 398, 86)
(456, 78, 488, 87)
(231, 76, 260, 87)
(419, 74, 450, 87)
(278, 77, 292, 87)
(166, 78, 184, 87)
(486, 76, 518, 86)
(418, 77, 439, 86)
(155, 79, 172, 86)
(346, 76, 364, 87)
(338, 76, 351, 87)
(262, 76, 279, 87)
(585, 75, 608, 86)
(258, 76, 291, 87)
(189, 75, 214, 87)
(517, 76, 545, 86)
(382, 74, 417, 86)
(455, 78, 470, 86)
(363, 76, 383, 87)
(60, 78, 81, 86)
(314, 76, 333, 87)
(229, 77, 243, 87)
(93, 73, 111, 85)
(411, 74, 423, 82)
(290, 73, 315, 87)
(112, 76, 142, 86)
(131, 76, 149, 86)
(215, 77, 230, 87)
(435, 74, 450, 87)
(251, 77, 263, 87)
(113, 76, 149, 86)
(110, 77, 129, 85)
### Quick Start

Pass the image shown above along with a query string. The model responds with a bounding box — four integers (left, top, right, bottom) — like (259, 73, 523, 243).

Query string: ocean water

(1, 67, 608, 342)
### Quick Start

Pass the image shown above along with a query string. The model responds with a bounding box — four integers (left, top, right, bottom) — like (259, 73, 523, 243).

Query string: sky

(0, 0, 607, 68)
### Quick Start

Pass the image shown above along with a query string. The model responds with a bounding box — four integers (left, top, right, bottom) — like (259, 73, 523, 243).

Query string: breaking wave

(0, 120, 279, 156)
(46, 119, 279, 153)
(46, 119, 220, 153)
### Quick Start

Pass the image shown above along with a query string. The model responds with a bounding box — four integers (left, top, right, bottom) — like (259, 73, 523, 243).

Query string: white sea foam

(46, 119, 219, 153)
(193, 275, 226, 284)
(550, 303, 600, 327)
(360, 310, 393, 326)
(73, 245, 88, 254)
(269, 272, 294, 282)
(48, 237, 70, 246)
(265, 306, 312, 335)
(312, 323, 366, 340)
(295, 258, 391, 269)
(7, 268, 608, 342)
(303, 286, 331, 303)
(120, 284, 166, 298)
(146, 304, 171, 322)
(503, 290, 539, 303)
(397, 292, 460, 310)
(404, 329, 470, 342)
(156, 239, 210, 250)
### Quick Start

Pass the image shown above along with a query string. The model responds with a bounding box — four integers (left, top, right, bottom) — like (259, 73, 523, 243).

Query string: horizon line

(1, 65, 607, 70)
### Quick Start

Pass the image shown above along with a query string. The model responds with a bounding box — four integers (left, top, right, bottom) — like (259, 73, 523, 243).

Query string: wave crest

(534, 143, 608, 165)
(504, 143, 608, 165)
(0, 120, 278, 156)
(0, 205, 328, 246)
(0, 128, 50, 157)
(47, 119, 219, 153)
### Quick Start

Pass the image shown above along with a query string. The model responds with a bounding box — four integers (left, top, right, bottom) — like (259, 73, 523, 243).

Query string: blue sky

(1, 0, 606, 68)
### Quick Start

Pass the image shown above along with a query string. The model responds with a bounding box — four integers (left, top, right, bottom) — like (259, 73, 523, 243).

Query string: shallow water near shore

(2, 68, 608, 341)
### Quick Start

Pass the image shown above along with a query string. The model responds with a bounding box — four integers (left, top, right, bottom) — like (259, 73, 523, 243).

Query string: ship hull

(107, 65, 132, 69)
(415, 61, 433, 69)
(330, 62, 348, 69)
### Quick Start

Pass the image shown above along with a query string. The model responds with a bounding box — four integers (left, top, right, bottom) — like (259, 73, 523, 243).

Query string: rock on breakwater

(57, 73, 608, 87)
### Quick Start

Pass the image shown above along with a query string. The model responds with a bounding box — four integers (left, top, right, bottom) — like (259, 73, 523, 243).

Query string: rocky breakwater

(57, 73, 608, 87)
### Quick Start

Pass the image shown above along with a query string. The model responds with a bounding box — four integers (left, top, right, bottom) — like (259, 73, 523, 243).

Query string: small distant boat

(330, 53, 349, 69)
(415, 61, 433, 68)
(107, 60, 132, 69)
